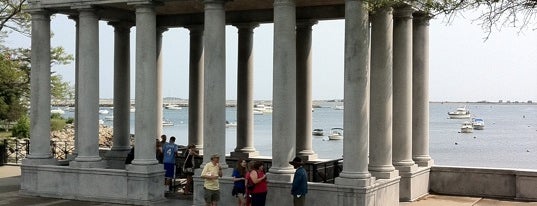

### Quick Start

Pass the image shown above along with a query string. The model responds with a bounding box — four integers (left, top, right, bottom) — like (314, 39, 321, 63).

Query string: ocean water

(88, 102, 537, 170)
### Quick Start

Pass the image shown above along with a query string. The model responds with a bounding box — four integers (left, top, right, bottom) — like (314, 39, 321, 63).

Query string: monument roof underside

(33, 0, 346, 26)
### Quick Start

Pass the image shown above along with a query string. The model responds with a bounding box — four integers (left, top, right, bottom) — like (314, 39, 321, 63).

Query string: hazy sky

(6, 10, 537, 102)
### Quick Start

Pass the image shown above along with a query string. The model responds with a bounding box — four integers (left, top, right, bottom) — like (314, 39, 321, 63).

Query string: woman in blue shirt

(232, 159, 248, 206)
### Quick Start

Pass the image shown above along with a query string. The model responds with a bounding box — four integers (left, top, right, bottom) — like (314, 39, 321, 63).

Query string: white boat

(226, 121, 237, 128)
(472, 118, 485, 130)
(98, 119, 105, 125)
(162, 120, 174, 126)
(334, 105, 344, 110)
(448, 106, 471, 119)
(254, 104, 272, 114)
(99, 109, 109, 115)
(50, 108, 65, 115)
(312, 129, 324, 136)
(328, 128, 344, 140)
(461, 121, 473, 133)
(165, 105, 182, 110)
(130, 107, 135, 113)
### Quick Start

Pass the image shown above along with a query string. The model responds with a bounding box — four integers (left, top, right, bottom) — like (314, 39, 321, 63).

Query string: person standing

(249, 161, 268, 206)
(201, 154, 223, 206)
(162, 136, 178, 192)
(232, 159, 248, 206)
(183, 144, 199, 195)
(290, 157, 308, 206)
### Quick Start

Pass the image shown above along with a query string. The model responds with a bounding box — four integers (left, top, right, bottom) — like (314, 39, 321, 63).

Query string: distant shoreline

(51, 99, 536, 107)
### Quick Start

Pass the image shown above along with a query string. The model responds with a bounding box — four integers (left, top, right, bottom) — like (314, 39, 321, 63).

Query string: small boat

(328, 128, 344, 140)
(334, 105, 344, 110)
(98, 119, 105, 125)
(165, 105, 182, 110)
(130, 107, 135, 113)
(448, 106, 471, 119)
(312, 129, 324, 136)
(162, 119, 174, 126)
(254, 104, 272, 114)
(51, 108, 65, 115)
(472, 118, 485, 130)
(226, 121, 237, 128)
(99, 109, 109, 114)
(460, 121, 473, 133)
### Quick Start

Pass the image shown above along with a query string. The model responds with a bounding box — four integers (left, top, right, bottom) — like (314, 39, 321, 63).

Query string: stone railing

(430, 165, 537, 201)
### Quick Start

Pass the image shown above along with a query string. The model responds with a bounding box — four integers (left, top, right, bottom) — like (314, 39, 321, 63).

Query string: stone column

(72, 8, 103, 167)
(67, 15, 79, 159)
(412, 12, 433, 167)
(334, 0, 373, 187)
(187, 25, 204, 151)
(392, 6, 418, 172)
(26, 10, 55, 164)
(106, 22, 132, 168)
(132, 4, 159, 166)
(231, 23, 259, 158)
(156, 27, 168, 138)
(270, 0, 296, 181)
(296, 20, 317, 161)
(369, 7, 398, 179)
(202, 0, 227, 167)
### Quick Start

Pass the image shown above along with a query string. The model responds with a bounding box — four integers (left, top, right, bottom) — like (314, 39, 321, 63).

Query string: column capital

(413, 11, 432, 25)
(108, 21, 134, 31)
(232, 22, 260, 30)
(185, 24, 204, 33)
(393, 5, 414, 19)
(296, 20, 318, 29)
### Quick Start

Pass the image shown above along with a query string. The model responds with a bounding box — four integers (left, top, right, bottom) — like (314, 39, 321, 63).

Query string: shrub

(51, 113, 63, 120)
(65, 117, 74, 124)
(50, 118, 66, 131)
(11, 115, 30, 139)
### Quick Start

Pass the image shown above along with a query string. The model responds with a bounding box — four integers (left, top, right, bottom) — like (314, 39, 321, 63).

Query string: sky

(5, 9, 537, 102)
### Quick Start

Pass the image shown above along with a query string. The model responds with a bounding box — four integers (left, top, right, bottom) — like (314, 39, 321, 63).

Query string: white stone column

(72, 8, 103, 167)
(203, 0, 227, 167)
(156, 27, 168, 138)
(334, 0, 373, 187)
(106, 22, 132, 168)
(412, 12, 433, 167)
(392, 6, 418, 171)
(369, 7, 398, 179)
(132, 4, 159, 166)
(270, 0, 296, 181)
(296, 20, 317, 161)
(26, 10, 54, 163)
(187, 25, 204, 151)
(231, 23, 259, 158)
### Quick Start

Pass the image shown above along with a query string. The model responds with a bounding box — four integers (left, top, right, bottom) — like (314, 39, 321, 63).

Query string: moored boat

(461, 121, 473, 133)
(448, 106, 471, 119)
(472, 118, 485, 130)
(312, 129, 324, 136)
(328, 128, 343, 140)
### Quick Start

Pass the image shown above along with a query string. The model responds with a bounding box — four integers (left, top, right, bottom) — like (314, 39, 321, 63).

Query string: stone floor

(2, 165, 537, 206)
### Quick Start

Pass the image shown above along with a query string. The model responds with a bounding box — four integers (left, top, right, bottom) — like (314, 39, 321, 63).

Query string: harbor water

(87, 102, 537, 170)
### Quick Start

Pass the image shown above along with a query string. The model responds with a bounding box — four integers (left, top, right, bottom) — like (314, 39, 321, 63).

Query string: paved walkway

(2, 165, 537, 205)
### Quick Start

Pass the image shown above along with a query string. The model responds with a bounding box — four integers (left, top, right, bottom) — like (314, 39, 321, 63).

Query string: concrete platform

(2, 165, 537, 206)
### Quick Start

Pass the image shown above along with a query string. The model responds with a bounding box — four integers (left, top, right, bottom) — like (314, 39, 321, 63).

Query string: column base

(297, 152, 318, 161)
(414, 156, 434, 167)
(398, 166, 430, 201)
(104, 149, 131, 169)
(267, 166, 295, 182)
(230, 151, 259, 158)
(370, 169, 399, 179)
(335, 175, 375, 187)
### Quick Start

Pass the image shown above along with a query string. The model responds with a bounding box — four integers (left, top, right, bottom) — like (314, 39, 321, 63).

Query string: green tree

(0, 0, 73, 127)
